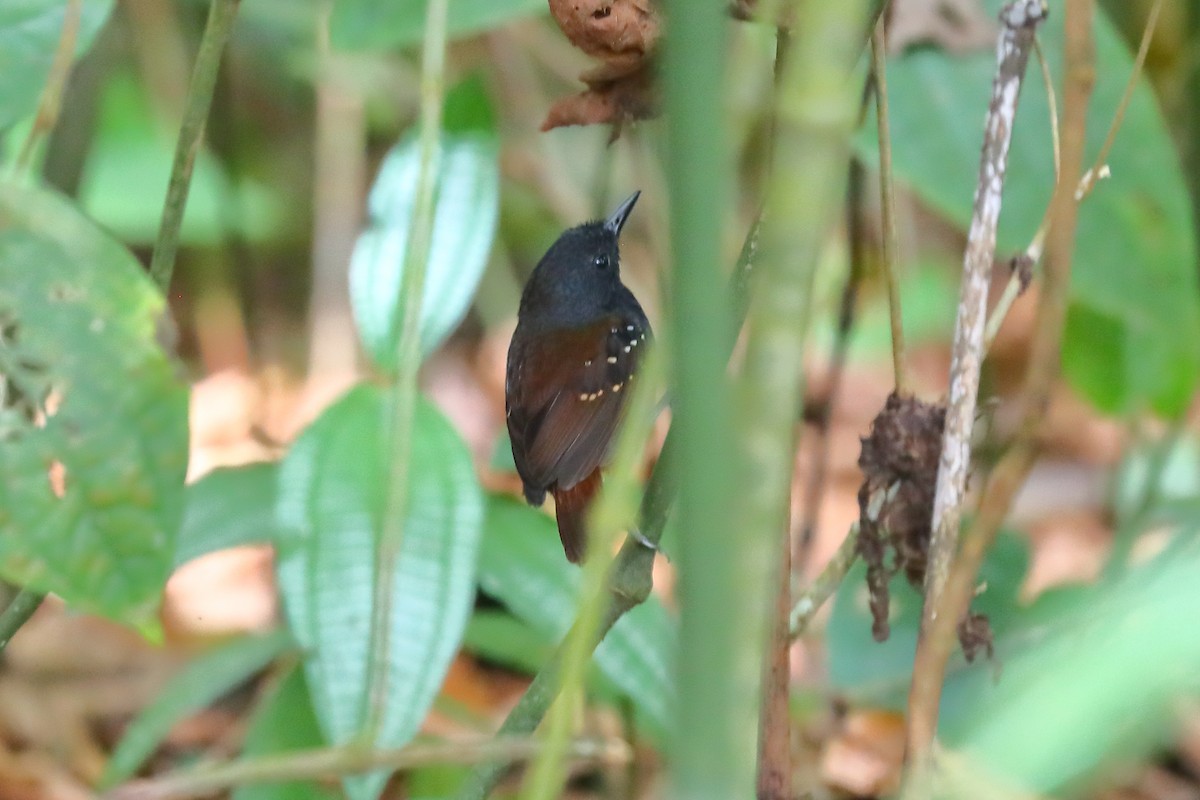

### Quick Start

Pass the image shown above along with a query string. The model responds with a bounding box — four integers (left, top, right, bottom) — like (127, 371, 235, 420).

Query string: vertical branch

(907, 0, 1089, 767)
(148, 0, 241, 292)
(870, 17, 907, 394)
(362, 0, 449, 742)
(919, 0, 1047, 653)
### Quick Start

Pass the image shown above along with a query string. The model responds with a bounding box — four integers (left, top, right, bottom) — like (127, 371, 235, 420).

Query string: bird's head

(519, 191, 640, 326)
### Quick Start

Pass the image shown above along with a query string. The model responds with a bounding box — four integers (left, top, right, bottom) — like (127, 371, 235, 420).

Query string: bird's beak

(603, 190, 641, 236)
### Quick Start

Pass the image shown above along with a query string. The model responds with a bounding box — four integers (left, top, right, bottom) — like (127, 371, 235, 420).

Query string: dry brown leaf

(548, 0, 660, 74)
(541, 62, 658, 134)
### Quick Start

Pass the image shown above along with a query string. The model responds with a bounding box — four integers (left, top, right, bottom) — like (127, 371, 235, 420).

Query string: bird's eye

(593, 254, 610, 270)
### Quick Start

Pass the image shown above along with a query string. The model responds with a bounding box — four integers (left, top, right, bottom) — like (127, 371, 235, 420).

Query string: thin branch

(907, 0, 1091, 767)
(0, 589, 45, 652)
(14, 0, 82, 174)
(870, 17, 907, 395)
(148, 0, 241, 292)
(984, 0, 1163, 352)
(363, 0, 449, 743)
(1077, 0, 1162, 198)
(909, 0, 1047, 766)
(788, 524, 860, 639)
(106, 737, 628, 800)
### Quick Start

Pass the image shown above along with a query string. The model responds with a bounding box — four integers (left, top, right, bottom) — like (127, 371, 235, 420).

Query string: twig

(148, 0, 241, 292)
(0, 589, 45, 652)
(918, 1, 1047, 677)
(984, 0, 1162, 352)
(105, 737, 628, 800)
(13, 0, 82, 175)
(870, 17, 907, 395)
(906, 0, 1090, 767)
(789, 524, 860, 639)
(363, 0, 449, 743)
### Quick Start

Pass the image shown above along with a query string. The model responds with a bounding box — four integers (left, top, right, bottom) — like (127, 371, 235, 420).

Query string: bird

(505, 191, 651, 563)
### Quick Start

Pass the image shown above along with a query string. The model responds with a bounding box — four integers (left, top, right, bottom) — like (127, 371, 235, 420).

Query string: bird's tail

(551, 469, 602, 564)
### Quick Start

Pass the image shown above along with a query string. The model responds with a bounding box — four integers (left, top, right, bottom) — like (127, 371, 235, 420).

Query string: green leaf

(478, 495, 675, 743)
(350, 78, 499, 371)
(330, 0, 545, 51)
(956, 548, 1200, 793)
(463, 609, 553, 674)
(0, 182, 188, 624)
(234, 665, 339, 800)
(175, 462, 278, 567)
(100, 630, 294, 789)
(862, 3, 1200, 415)
(0, 0, 114, 133)
(275, 385, 483, 800)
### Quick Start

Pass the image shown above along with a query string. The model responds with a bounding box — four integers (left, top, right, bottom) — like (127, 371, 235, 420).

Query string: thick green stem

(362, 0, 449, 743)
(736, 3, 871, 798)
(148, 0, 241, 292)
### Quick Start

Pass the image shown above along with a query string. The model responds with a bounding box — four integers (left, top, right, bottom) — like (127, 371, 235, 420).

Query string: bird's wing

(507, 313, 650, 493)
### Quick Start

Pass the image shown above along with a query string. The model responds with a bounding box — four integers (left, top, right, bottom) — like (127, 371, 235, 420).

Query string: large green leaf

(956, 546, 1200, 793)
(862, 3, 1200, 415)
(175, 462, 278, 567)
(330, 0, 545, 51)
(0, 182, 188, 624)
(275, 384, 483, 800)
(100, 630, 294, 789)
(350, 78, 499, 371)
(0, 0, 114, 133)
(234, 665, 340, 800)
(477, 495, 676, 743)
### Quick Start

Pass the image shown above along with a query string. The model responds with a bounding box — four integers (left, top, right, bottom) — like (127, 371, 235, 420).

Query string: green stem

(734, 1, 871, 795)
(661, 0, 742, 798)
(361, 0, 449, 743)
(0, 589, 45, 652)
(148, 0, 241, 292)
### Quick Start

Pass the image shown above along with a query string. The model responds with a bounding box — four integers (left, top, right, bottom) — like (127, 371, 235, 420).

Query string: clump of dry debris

(856, 392, 993, 661)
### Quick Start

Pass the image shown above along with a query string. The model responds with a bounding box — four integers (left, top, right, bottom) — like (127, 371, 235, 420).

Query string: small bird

(505, 191, 651, 563)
